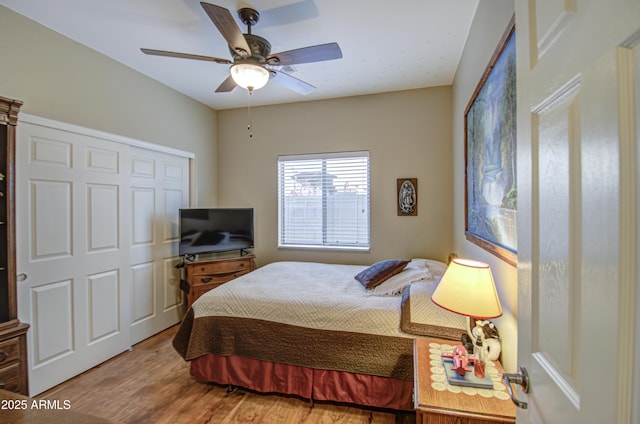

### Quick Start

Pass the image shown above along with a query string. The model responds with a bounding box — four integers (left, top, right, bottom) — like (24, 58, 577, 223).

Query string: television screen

(179, 208, 254, 256)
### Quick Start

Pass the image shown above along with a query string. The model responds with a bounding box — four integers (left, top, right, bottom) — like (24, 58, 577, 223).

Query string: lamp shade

(230, 63, 270, 90)
(431, 258, 502, 319)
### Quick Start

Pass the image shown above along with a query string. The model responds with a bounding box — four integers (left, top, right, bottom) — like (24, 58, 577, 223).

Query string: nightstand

(413, 338, 516, 424)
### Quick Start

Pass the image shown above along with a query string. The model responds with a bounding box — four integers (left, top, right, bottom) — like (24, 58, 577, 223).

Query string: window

(278, 151, 370, 250)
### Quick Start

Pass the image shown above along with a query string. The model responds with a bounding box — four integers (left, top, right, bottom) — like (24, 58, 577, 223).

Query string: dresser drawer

(189, 258, 253, 276)
(191, 270, 250, 285)
(0, 337, 21, 365)
(0, 362, 23, 393)
(0, 324, 29, 396)
(191, 282, 225, 300)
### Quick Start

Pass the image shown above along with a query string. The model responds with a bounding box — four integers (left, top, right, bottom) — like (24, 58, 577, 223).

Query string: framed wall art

(397, 178, 417, 216)
(464, 18, 517, 266)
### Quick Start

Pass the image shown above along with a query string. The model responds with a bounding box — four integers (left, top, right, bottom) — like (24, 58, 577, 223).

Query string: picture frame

(397, 178, 417, 216)
(464, 18, 517, 266)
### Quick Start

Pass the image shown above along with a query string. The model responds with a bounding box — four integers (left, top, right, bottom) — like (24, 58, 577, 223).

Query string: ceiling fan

(141, 2, 343, 95)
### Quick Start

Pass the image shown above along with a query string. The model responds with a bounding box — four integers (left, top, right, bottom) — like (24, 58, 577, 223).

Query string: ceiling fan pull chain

(247, 88, 254, 139)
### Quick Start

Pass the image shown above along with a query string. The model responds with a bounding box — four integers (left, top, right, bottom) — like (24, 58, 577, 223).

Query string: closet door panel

(129, 148, 188, 344)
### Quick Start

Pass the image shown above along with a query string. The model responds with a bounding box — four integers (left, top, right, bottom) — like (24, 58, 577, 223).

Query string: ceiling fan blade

(200, 2, 251, 58)
(140, 48, 232, 64)
(267, 42, 342, 66)
(270, 71, 315, 95)
(215, 75, 237, 93)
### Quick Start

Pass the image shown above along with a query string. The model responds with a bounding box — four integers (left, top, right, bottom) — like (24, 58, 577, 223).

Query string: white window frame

(277, 151, 370, 251)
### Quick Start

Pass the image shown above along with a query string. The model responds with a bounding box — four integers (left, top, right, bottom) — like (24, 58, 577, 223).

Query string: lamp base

(463, 318, 502, 361)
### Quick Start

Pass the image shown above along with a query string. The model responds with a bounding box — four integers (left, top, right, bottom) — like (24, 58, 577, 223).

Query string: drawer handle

(0, 381, 4, 389)
(0, 351, 8, 363)
(200, 277, 212, 283)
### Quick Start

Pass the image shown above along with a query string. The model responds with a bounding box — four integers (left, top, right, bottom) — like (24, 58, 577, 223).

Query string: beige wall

(452, 0, 517, 372)
(218, 87, 454, 266)
(0, 6, 218, 205)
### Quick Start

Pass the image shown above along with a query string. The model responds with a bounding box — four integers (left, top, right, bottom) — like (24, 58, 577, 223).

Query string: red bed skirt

(190, 354, 414, 411)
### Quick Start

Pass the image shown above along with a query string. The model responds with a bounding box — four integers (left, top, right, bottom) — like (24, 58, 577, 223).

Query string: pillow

(366, 267, 433, 296)
(354, 259, 409, 289)
(406, 258, 448, 277)
(406, 258, 430, 269)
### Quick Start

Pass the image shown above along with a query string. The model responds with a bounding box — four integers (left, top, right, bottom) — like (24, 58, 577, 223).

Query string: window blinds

(277, 151, 370, 249)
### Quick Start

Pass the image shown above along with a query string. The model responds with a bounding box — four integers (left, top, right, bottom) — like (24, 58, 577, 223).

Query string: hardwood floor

(39, 325, 416, 424)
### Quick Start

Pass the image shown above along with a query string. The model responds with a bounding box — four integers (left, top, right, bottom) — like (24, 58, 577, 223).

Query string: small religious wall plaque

(397, 178, 417, 216)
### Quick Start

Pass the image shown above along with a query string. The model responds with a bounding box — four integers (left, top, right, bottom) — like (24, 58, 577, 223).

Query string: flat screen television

(179, 208, 254, 256)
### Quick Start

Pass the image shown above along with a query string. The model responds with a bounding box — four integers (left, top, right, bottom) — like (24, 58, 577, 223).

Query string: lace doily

(428, 342, 511, 400)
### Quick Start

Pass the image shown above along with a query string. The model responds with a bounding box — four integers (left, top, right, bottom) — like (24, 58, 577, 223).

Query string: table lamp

(431, 258, 502, 341)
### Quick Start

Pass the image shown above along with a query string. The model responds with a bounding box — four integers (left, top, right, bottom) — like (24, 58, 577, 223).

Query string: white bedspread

(192, 261, 411, 338)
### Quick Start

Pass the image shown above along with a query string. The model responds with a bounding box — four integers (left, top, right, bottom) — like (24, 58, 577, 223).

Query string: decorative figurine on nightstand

(473, 332, 486, 378)
(442, 345, 473, 376)
(465, 319, 502, 361)
(461, 333, 474, 352)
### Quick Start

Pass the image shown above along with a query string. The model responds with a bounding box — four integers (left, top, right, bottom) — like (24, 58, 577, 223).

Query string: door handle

(502, 366, 530, 409)
(17, 273, 27, 282)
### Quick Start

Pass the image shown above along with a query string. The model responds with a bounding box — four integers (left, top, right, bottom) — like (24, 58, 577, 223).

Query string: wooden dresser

(0, 323, 29, 394)
(0, 96, 29, 396)
(185, 255, 256, 309)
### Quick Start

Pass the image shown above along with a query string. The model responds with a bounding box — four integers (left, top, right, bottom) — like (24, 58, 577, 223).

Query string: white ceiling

(0, 0, 479, 110)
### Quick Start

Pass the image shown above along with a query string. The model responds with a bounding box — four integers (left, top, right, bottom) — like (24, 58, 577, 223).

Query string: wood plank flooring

(38, 325, 416, 424)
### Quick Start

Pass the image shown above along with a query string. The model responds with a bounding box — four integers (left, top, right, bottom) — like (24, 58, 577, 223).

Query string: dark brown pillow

(355, 259, 409, 289)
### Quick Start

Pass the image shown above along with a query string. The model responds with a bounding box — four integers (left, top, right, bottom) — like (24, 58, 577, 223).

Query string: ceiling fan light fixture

(230, 63, 270, 91)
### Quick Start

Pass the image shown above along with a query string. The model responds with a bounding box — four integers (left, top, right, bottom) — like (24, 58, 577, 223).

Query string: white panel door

(128, 147, 187, 345)
(15, 117, 191, 395)
(515, 0, 640, 422)
(16, 123, 131, 396)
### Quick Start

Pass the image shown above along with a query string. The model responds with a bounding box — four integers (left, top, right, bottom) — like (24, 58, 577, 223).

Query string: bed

(173, 259, 465, 411)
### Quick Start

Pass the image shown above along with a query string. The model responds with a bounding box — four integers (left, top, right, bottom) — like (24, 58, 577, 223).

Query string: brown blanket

(173, 308, 414, 381)
(399, 282, 464, 340)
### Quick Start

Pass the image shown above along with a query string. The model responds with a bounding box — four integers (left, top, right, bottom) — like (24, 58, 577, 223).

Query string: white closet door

(15, 116, 191, 395)
(129, 147, 188, 344)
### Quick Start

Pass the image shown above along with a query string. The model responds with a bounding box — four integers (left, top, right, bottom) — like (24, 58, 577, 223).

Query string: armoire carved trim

(0, 95, 29, 395)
